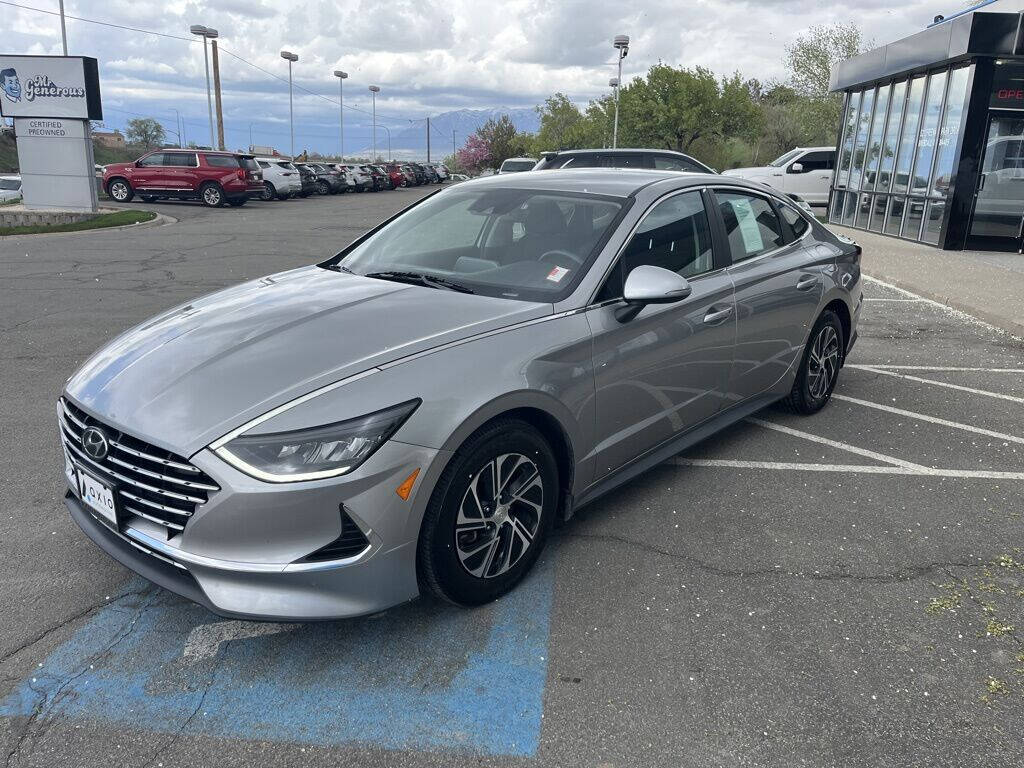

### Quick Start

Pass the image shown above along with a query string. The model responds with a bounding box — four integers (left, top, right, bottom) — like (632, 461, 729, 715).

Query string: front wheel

(784, 309, 844, 414)
(418, 419, 557, 607)
(260, 182, 276, 202)
(107, 179, 133, 203)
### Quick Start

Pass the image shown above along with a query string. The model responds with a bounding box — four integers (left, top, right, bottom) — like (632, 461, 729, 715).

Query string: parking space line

(853, 366, 1024, 404)
(863, 298, 925, 303)
(833, 393, 1024, 445)
(745, 417, 930, 470)
(848, 365, 1024, 373)
(671, 457, 1024, 480)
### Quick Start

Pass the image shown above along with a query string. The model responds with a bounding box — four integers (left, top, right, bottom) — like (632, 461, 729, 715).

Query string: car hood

(65, 266, 550, 456)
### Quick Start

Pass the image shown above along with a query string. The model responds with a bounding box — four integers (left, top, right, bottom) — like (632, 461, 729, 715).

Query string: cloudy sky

(3, 0, 953, 155)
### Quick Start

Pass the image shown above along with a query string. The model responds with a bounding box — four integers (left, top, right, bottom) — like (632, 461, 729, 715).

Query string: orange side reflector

(395, 468, 420, 500)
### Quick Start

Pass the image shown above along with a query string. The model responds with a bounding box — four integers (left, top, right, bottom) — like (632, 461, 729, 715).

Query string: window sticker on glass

(546, 266, 570, 282)
(730, 198, 764, 253)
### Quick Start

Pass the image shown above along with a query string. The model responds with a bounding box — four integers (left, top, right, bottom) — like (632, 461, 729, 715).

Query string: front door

(783, 150, 835, 205)
(586, 189, 736, 478)
(968, 115, 1024, 252)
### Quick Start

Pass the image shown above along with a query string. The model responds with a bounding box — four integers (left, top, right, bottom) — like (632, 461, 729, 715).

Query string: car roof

(502, 157, 538, 162)
(796, 146, 836, 152)
(549, 147, 694, 158)
(452, 167, 727, 197)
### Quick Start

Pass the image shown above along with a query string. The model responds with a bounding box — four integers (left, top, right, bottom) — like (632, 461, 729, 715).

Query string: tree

(784, 23, 869, 132)
(531, 93, 605, 152)
(125, 118, 165, 148)
(477, 115, 527, 169)
(456, 131, 491, 175)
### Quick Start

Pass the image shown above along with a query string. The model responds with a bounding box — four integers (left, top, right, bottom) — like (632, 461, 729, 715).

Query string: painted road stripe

(863, 298, 925, 302)
(833, 393, 1024, 445)
(745, 417, 930, 470)
(849, 365, 1024, 373)
(854, 366, 1024, 405)
(671, 458, 1024, 480)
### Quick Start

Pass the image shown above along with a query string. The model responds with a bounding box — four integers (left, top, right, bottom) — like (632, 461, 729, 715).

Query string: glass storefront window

(910, 70, 948, 196)
(892, 76, 927, 194)
(877, 80, 907, 191)
(867, 196, 886, 232)
(837, 91, 862, 184)
(902, 197, 925, 239)
(840, 191, 858, 226)
(884, 197, 905, 236)
(929, 66, 969, 199)
(849, 88, 876, 190)
(922, 200, 946, 244)
(855, 192, 872, 227)
(864, 84, 892, 189)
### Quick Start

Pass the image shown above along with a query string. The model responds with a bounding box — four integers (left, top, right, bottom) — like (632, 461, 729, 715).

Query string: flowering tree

(456, 132, 491, 175)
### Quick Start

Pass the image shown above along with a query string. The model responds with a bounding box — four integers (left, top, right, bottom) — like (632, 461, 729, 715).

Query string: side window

(138, 153, 166, 167)
(562, 156, 599, 168)
(257, 160, 271, 169)
(652, 155, 703, 172)
(203, 155, 237, 168)
(597, 191, 714, 302)
(778, 203, 810, 239)
(716, 190, 786, 261)
(797, 151, 834, 171)
(601, 154, 646, 168)
(168, 153, 198, 167)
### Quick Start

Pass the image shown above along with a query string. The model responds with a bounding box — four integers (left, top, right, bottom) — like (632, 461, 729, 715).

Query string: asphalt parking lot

(2, 189, 1023, 767)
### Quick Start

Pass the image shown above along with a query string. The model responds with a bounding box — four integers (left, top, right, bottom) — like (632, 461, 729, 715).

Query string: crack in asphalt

(560, 530, 987, 584)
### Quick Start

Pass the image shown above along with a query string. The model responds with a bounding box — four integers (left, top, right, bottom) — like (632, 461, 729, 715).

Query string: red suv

(103, 149, 264, 207)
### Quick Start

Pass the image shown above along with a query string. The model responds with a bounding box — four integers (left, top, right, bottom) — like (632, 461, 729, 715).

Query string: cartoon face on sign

(1, 69, 21, 103)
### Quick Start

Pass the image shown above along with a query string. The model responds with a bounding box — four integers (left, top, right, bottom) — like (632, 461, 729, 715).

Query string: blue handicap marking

(0, 557, 554, 756)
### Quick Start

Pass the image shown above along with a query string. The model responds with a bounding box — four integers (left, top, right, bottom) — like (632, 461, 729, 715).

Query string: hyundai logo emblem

(81, 426, 109, 460)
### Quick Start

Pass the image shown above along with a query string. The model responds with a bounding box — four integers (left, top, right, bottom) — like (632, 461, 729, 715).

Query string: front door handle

(703, 305, 734, 325)
(796, 274, 820, 291)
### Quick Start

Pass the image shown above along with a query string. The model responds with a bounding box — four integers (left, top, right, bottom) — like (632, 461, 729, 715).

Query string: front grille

(59, 398, 218, 537)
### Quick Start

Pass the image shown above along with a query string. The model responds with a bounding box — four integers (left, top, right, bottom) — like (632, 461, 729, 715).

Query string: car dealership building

(829, 1, 1024, 251)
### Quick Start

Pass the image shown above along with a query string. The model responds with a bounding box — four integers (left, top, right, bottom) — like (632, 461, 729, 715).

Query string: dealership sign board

(0, 55, 102, 120)
(1, 55, 102, 212)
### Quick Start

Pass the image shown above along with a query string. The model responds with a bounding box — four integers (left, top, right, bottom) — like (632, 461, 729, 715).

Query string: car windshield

(0, 179, 20, 190)
(769, 149, 802, 167)
(334, 187, 624, 302)
(501, 160, 536, 172)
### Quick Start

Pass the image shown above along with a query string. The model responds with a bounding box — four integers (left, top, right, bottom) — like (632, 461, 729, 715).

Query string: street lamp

(612, 34, 629, 149)
(281, 50, 299, 159)
(368, 85, 381, 161)
(334, 70, 348, 160)
(190, 25, 219, 149)
(378, 124, 392, 161)
(608, 78, 619, 149)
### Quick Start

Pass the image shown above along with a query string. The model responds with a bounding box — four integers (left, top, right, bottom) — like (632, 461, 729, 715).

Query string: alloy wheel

(455, 453, 543, 579)
(807, 325, 839, 400)
(110, 182, 129, 201)
(203, 186, 222, 206)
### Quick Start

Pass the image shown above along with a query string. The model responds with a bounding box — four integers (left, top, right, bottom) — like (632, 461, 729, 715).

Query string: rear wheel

(418, 419, 557, 607)
(784, 309, 844, 415)
(199, 183, 224, 208)
(316, 180, 330, 195)
(107, 178, 133, 202)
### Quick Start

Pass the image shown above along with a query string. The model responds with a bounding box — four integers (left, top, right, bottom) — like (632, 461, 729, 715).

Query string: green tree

(784, 23, 869, 132)
(478, 115, 527, 169)
(124, 118, 166, 148)
(531, 93, 606, 153)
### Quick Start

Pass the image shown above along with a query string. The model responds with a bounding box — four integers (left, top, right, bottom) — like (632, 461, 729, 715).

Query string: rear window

(239, 157, 259, 171)
(500, 160, 536, 172)
(276, 162, 296, 170)
(205, 155, 240, 168)
(257, 161, 271, 168)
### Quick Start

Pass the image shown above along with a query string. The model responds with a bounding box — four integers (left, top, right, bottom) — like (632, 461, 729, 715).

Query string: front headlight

(212, 400, 420, 482)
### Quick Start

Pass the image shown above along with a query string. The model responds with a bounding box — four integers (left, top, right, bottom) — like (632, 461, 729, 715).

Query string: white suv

(336, 164, 371, 192)
(0, 174, 22, 202)
(255, 157, 302, 201)
(722, 146, 835, 206)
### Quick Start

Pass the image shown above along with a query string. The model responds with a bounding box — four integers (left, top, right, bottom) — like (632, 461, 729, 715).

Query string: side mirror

(789, 162, 804, 174)
(617, 265, 692, 322)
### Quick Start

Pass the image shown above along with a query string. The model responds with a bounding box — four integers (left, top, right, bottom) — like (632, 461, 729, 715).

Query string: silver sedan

(59, 169, 861, 620)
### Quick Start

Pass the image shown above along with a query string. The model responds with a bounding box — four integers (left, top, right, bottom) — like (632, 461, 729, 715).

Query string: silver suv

(60, 169, 861, 620)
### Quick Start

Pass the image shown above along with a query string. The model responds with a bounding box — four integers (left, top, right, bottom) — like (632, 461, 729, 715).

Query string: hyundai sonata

(60, 169, 861, 620)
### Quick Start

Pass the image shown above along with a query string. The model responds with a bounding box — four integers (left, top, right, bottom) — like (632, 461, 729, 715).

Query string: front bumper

(65, 433, 445, 620)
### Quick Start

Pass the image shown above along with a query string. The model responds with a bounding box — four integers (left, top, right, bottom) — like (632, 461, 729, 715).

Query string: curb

(0, 211, 177, 240)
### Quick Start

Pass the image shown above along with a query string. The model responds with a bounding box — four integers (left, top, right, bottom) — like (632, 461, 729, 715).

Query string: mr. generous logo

(3, 72, 86, 103)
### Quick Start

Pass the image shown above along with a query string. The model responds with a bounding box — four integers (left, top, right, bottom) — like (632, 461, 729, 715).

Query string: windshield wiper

(363, 270, 475, 294)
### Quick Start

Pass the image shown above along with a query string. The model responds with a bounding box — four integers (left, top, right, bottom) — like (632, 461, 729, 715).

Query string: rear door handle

(703, 305, 734, 325)
(796, 274, 820, 291)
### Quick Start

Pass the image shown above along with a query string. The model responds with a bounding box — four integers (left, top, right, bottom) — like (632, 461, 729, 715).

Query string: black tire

(199, 182, 224, 208)
(260, 182, 276, 202)
(316, 180, 330, 195)
(277, 193, 290, 201)
(140, 195, 158, 203)
(107, 178, 133, 203)
(418, 419, 558, 607)
(784, 309, 844, 415)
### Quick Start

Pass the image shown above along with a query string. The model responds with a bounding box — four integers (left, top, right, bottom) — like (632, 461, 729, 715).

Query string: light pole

(378, 125, 392, 161)
(281, 51, 299, 159)
(334, 70, 348, 160)
(58, 0, 68, 55)
(170, 108, 183, 148)
(368, 85, 380, 161)
(612, 34, 629, 149)
(608, 78, 619, 148)
(190, 25, 218, 149)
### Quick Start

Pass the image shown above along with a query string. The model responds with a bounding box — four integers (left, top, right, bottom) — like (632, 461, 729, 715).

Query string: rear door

(587, 188, 736, 477)
(713, 187, 824, 403)
(783, 150, 834, 204)
(169, 152, 200, 191)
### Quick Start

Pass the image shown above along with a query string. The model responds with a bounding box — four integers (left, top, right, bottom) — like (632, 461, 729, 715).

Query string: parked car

(449, 173, 469, 182)
(294, 164, 318, 197)
(311, 163, 347, 194)
(369, 165, 394, 190)
(103, 150, 262, 207)
(385, 164, 408, 188)
(430, 163, 450, 182)
(0, 174, 22, 202)
(423, 164, 441, 184)
(59, 168, 860, 620)
(498, 157, 539, 174)
(534, 148, 713, 174)
(399, 164, 419, 186)
(361, 165, 387, 191)
(722, 146, 836, 206)
(408, 163, 430, 185)
(255, 157, 302, 201)
(337, 164, 371, 192)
